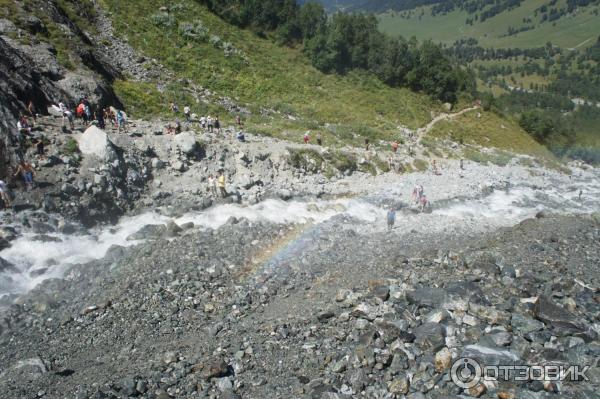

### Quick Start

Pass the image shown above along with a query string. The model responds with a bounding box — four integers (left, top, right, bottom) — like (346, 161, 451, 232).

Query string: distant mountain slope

(299, 0, 444, 12)
(378, 0, 600, 49)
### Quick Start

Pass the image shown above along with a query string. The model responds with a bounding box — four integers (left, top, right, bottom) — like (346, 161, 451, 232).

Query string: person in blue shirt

(387, 207, 396, 230)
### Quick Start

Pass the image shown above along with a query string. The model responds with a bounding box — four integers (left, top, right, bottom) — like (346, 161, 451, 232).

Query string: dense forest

(197, 0, 474, 102)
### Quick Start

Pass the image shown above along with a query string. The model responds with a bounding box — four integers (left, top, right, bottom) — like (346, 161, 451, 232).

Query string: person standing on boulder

(217, 170, 227, 198)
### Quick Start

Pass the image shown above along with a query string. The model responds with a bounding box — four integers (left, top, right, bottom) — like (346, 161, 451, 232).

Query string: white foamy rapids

(0, 199, 382, 296)
(435, 184, 600, 223)
(2, 177, 600, 297)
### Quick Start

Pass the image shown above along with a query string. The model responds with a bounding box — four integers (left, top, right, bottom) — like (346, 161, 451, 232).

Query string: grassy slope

(379, 0, 600, 49)
(100, 0, 441, 147)
(427, 109, 554, 159)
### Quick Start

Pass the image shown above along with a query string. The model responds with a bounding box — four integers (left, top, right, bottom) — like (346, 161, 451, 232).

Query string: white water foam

(2, 176, 600, 296)
(0, 198, 382, 296)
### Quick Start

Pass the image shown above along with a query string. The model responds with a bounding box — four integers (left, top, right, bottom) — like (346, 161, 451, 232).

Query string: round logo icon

(451, 357, 483, 389)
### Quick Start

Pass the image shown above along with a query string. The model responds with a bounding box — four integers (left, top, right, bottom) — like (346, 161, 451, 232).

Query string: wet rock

(0, 257, 19, 273)
(165, 220, 183, 237)
(461, 345, 520, 366)
(317, 311, 335, 322)
(533, 295, 587, 335)
(511, 313, 544, 334)
(31, 234, 62, 243)
(413, 322, 445, 351)
(371, 285, 390, 301)
(198, 358, 229, 380)
(126, 224, 167, 241)
(406, 287, 447, 308)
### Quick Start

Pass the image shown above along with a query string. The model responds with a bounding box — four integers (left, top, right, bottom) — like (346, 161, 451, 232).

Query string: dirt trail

(416, 105, 479, 144)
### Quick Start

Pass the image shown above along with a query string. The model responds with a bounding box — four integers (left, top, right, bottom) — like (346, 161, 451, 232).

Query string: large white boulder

(78, 125, 118, 162)
(174, 131, 198, 155)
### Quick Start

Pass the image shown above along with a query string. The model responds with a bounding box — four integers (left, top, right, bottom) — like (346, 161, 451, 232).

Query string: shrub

(151, 13, 175, 28)
(178, 20, 209, 42)
(63, 138, 80, 155)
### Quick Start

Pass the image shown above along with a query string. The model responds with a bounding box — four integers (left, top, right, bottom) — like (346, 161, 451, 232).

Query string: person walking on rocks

(316, 132, 322, 146)
(60, 102, 75, 130)
(217, 170, 227, 198)
(207, 116, 214, 133)
(432, 160, 440, 175)
(27, 100, 37, 122)
(14, 160, 36, 190)
(0, 179, 12, 208)
(96, 104, 106, 130)
(200, 116, 207, 130)
(184, 105, 191, 122)
(303, 131, 310, 144)
(214, 116, 221, 133)
(208, 174, 218, 197)
(364, 138, 370, 151)
(77, 101, 87, 125)
(391, 140, 398, 153)
(418, 194, 429, 213)
(386, 207, 396, 230)
(117, 110, 127, 133)
(412, 184, 424, 205)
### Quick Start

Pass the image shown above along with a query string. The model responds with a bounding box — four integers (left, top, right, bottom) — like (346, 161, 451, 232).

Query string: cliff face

(0, 1, 125, 178)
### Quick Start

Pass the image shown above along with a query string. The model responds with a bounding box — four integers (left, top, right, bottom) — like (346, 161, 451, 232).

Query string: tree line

(196, 0, 474, 103)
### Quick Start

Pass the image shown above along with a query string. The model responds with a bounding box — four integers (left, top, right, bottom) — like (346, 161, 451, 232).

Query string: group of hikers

(59, 98, 128, 133)
(207, 170, 228, 198)
(386, 184, 431, 230)
(168, 103, 246, 142)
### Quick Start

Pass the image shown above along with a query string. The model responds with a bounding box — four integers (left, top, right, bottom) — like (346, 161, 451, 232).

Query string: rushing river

(2, 170, 600, 297)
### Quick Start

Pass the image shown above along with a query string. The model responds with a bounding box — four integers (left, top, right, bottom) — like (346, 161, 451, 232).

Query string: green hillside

(98, 0, 559, 157)
(101, 0, 445, 147)
(379, 0, 600, 49)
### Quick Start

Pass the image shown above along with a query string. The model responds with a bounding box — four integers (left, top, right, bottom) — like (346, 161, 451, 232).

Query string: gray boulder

(78, 126, 118, 162)
(126, 224, 167, 241)
(174, 131, 198, 155)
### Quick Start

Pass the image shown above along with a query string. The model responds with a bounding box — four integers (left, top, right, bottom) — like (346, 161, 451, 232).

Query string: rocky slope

(0, 208, 599, 398)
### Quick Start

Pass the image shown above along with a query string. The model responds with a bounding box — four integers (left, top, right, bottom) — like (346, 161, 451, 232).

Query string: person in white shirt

(183, 106, 191, 122)
(207, 116, 214, 133)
